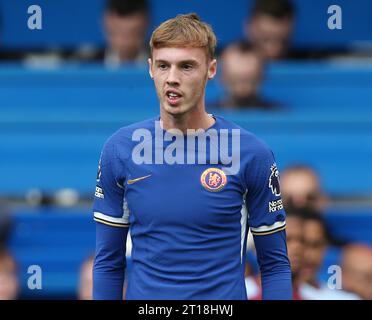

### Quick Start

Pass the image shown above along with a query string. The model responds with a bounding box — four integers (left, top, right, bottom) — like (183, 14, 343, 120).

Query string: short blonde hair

(149, 13, 217, 60)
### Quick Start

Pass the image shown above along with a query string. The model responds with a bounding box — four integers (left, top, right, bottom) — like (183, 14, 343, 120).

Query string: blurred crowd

(0, 0, 372, 300)
(1, 0, 371, 111)
(243, 164, 372, 300)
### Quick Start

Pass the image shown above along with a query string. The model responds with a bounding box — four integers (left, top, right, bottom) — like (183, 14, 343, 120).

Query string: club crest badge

(269, 163, 281, 196)
(201, 168, 227, 192)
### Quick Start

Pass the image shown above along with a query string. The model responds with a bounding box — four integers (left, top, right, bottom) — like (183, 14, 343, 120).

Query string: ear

(148, 58, 154, 79)
(207, 58, 217, 80)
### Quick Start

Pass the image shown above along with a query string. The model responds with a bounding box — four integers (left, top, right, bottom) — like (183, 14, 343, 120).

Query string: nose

(166, 66, 180, 86)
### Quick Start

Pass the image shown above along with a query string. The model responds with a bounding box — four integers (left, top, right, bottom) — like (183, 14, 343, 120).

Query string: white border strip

(240, 204, 248, 264)
(94, 212, 128, 224)
(250, 220, 286, 233)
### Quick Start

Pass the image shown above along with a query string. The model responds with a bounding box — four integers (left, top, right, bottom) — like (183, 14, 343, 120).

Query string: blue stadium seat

(7, 207, 95, 299)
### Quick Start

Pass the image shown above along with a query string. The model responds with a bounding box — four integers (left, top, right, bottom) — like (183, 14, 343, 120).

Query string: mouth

(165, 89, 183, 106)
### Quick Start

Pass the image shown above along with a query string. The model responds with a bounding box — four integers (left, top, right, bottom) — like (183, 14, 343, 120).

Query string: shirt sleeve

(93, 141, 127, 226)
(245, 146, 292, 300)
(245, 147, 286, 235)
(254, 230, 292, 300)
(92, 141, 129, 300)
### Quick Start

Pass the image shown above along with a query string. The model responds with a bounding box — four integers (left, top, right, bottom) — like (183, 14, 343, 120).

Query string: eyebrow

(154, 59, 199, 65)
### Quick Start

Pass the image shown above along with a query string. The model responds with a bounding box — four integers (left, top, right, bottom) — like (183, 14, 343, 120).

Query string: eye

(182, 64, 193, 71)
(158, 63, 168, 70)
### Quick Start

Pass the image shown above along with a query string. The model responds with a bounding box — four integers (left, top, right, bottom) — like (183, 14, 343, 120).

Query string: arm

(245, 144, 292, 300)
(92, 140, 128, 300)
(253, 230, 292, 300)
(93, 222, 128, 300)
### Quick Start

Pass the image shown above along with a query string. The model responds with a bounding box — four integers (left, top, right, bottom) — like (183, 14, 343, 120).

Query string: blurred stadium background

(0, 0, 372, 299)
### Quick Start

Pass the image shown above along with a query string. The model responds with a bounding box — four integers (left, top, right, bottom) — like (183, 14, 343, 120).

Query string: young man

(93, 13, 292, 300)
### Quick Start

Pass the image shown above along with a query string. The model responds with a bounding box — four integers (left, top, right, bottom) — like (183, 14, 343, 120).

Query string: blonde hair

(149, 13, 217, 60)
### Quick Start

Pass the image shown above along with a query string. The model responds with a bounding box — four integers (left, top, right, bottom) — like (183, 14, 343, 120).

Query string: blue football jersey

(93, 115, 290, 300)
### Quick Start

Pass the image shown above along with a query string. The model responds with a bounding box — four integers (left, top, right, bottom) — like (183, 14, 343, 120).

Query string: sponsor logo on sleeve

(269, 199, 284, 213)
(95, 186, 104, 199)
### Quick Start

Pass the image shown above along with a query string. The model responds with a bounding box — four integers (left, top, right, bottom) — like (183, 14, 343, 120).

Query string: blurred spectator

(281, 165, 327, 212)
(24, 0, 150, 67)
(0, 249, 19, 300)
(77, 254, 94, 300)
(100, 0, 150, 66)
(244, 0, 295, 61)
(284, 207, 304, 299)
(301, 209, 329, 287)
(299, 208, 359, 299)
(341, 244, 372, 300)
(209, 42, 279, 110)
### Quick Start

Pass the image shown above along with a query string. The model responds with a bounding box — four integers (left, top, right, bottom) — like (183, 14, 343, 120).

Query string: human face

(222, 51, 263, 101)
(281, 170, 323, 210)
(149, 47, 217, 117)
(343, 248, 372, 300)
(247, 14, 293, 60)
(104, 12, 148, 61)
(302, 220, 327, 283)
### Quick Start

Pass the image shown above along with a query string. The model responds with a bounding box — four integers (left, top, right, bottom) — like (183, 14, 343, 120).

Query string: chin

(164, 106, 182, 115)
(164, 103, 188, 115)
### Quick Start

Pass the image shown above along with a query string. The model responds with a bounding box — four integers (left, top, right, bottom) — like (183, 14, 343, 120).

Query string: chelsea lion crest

(201, 168, 227, 192)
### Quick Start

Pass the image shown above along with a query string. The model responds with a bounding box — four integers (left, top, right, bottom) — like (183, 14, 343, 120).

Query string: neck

(160, 104, 215, 133)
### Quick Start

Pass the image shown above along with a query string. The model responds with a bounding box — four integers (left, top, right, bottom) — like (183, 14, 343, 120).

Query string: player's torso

(124, 161, 246, 231)
(117, 118, 249, 299)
